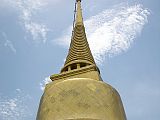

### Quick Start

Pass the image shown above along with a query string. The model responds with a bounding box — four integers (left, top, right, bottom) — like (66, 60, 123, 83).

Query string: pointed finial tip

(76, 0, 81, 2)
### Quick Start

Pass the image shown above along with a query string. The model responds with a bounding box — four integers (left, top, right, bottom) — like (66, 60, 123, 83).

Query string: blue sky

(0, 0, 160, 120)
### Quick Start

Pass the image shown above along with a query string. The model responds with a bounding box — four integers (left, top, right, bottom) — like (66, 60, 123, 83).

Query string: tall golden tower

(37, 0, 127, 120)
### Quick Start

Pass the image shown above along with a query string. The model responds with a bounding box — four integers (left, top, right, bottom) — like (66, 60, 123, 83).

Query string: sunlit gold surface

(61, 0, 95, 73)
(37, 0, 127, 120)
(37, 79, 126, 120)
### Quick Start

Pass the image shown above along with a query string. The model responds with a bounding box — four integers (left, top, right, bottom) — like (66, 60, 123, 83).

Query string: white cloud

(0, 89, 32, 120)
(24, 22, 48, 43)
(55, 3, 150, 64)
(40, 76, 52, 91)
(6, 0, 49, 43)
(1, 32, 17, 54)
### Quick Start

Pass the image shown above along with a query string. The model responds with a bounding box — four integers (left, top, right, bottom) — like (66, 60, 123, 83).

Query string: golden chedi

(37, 0, 127, 120)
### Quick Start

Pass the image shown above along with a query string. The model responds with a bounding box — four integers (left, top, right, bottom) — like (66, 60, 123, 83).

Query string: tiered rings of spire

(37, 1, 127, 119)
(61, 0, 95, 72)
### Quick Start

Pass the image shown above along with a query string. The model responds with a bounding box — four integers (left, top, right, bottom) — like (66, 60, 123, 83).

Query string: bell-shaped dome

(37, 79, 126, 120)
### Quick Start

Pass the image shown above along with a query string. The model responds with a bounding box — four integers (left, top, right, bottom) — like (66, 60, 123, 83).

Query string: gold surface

(51, 65, 101, 81)
(61, 0, 95, 73)
(37, 0, 127, 119)
(37, 79, 126, 120)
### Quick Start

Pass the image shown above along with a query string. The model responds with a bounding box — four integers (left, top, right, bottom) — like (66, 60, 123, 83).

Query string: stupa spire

(75, 0, 83, 25)
(61, 0, 96, 73)
(37, 1, 127, 119)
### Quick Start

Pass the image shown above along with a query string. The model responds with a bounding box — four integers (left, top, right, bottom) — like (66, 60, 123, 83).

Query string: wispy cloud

(0, 89, 33, 120)
(7, 0, 49, 43)
(40, 76, 52, 91)
(1, 32, 16, 54)
(55, 3, 150, 64)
